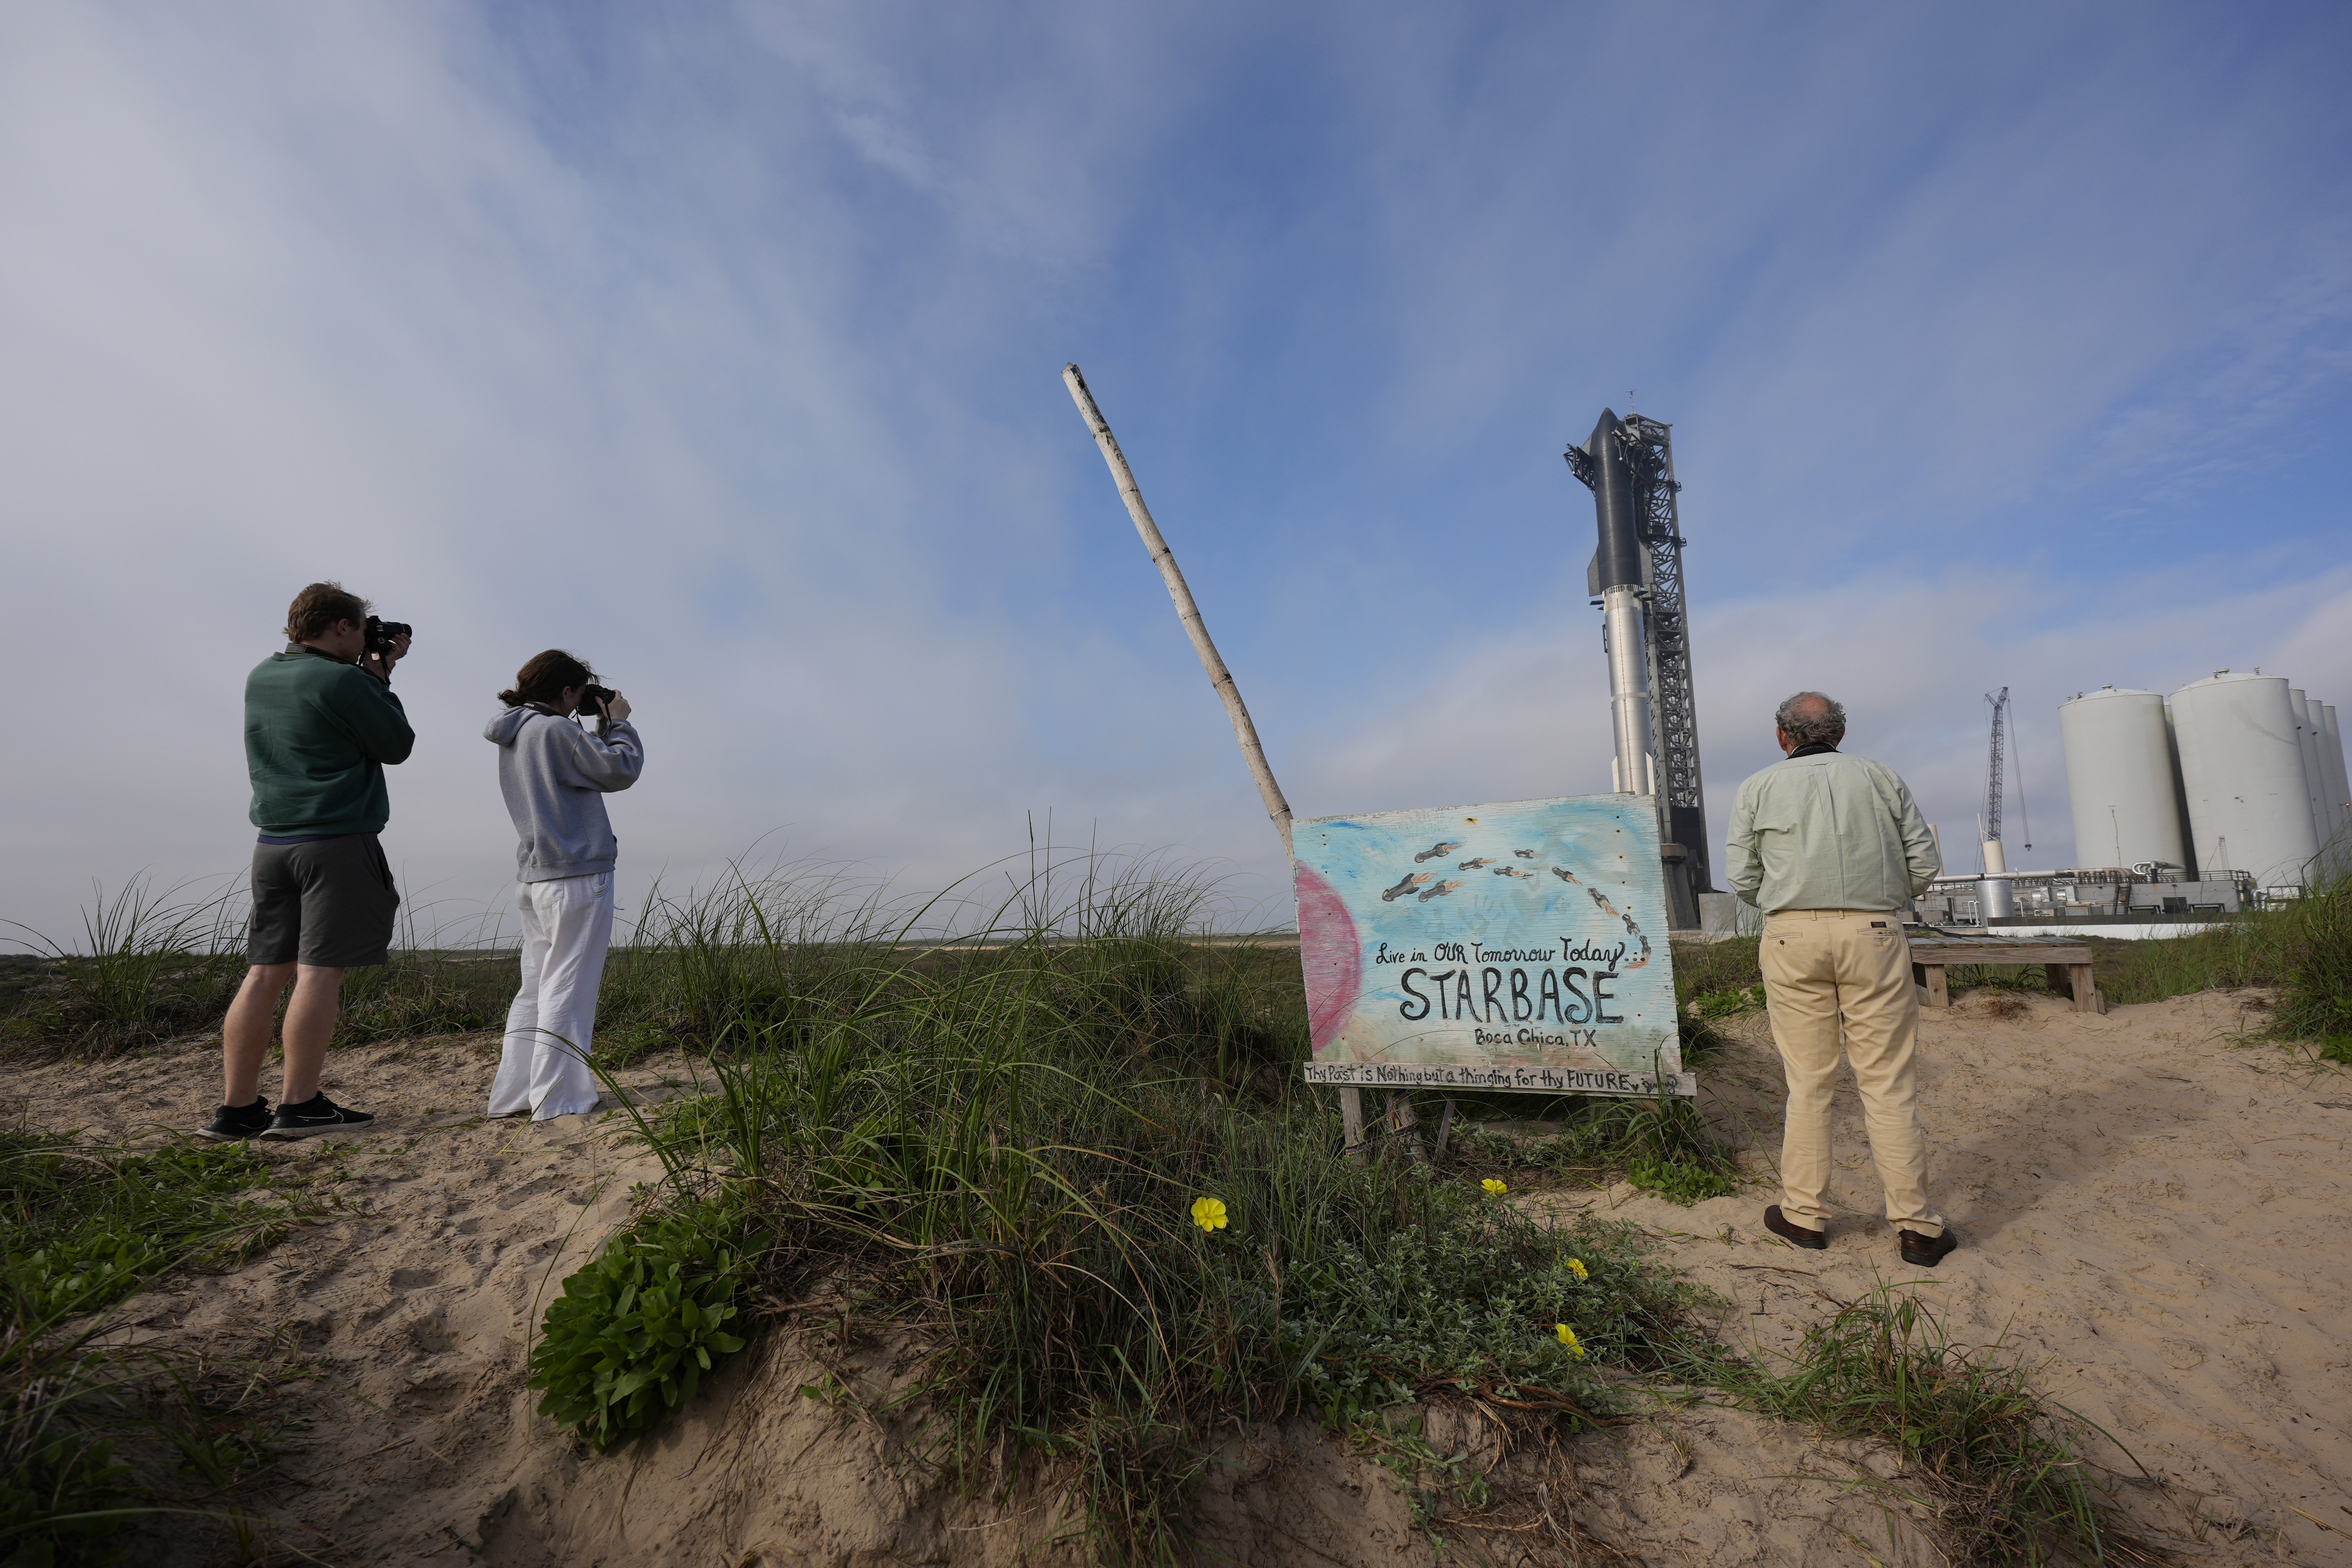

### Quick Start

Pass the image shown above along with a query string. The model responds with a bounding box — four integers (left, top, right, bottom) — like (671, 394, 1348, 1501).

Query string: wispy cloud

(0, 1, 2345, 944)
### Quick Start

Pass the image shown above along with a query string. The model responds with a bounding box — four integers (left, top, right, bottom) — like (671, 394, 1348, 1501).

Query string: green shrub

(527, 1198, 751, 1450)
(1626, 1155, 1737, 1204)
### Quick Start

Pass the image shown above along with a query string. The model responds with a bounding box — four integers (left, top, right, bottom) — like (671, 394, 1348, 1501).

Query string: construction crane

(1983, 687, 2033, 857)
(1985, 688, 2009, 850)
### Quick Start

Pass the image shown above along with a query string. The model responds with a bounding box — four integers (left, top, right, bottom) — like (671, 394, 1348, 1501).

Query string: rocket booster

(1568, 408, 1655, 798)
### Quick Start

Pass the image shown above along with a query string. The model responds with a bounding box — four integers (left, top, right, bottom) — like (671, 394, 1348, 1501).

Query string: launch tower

(1566, 409, 1711, 928)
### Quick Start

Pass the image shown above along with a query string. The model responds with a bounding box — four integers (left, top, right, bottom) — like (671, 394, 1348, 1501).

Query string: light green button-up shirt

(1725, 749, 1942, 913)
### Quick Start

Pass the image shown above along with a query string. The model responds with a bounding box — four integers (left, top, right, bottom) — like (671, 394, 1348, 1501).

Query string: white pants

(489, 872, 614, 1120)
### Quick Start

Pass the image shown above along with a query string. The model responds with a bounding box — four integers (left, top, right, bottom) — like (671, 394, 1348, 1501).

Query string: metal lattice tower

(1984, 687, 2010, 846)
(1566, 415, 1713, 897)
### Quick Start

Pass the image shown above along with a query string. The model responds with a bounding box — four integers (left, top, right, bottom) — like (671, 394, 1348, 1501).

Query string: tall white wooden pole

(1062, 363, 1294, 857)
(1063, 364, 1363, 1150)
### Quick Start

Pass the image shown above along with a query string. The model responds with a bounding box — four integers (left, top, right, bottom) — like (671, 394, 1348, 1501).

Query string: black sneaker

(1764, 1205, 1828, 1250)
(261, 1093, 375, 1140)
(195, 1098, 273, 1142)
(1899, 1227, 1959, 1267)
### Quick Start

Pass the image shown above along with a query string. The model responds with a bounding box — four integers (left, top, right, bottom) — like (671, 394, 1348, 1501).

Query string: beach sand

(4, 984, 2345, 1564)
(1535, 985, 2352, 1566)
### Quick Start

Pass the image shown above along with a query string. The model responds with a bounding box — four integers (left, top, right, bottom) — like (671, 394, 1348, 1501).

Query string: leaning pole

(1060, 364, 1295, 857)
(1063, 364, 1370, 1149)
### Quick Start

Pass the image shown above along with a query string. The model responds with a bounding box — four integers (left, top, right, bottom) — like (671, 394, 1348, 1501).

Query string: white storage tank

(2324, 702, 2350, 838)
(2291, 690, 2327, 845)
(2171, 671, 2320, 886)
(2058, 686, 2188, 869)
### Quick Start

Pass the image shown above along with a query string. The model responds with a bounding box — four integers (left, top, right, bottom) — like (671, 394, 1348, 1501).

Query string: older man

(1725, 691, 1954, 1267)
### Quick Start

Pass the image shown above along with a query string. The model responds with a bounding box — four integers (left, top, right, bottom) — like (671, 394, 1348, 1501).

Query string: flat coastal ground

(3, 986, 2346, 1565)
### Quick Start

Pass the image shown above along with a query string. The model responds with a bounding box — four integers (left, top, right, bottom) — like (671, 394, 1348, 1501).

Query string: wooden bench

(1907, 936, 2103, 1014)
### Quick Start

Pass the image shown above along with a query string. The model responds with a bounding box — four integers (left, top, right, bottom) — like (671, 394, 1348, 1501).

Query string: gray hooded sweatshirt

(483, 706, 644, 882)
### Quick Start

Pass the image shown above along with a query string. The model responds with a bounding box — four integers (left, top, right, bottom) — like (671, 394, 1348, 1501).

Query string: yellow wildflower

(1554, 1322, 1586, 1359)
(1568, 1258, 1588, 1281)
(1481, 1178, 1508, 1196)
(1191, 1196, 1229, 1233)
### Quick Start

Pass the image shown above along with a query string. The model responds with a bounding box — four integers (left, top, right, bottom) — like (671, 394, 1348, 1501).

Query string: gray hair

(1775, 691, 1846, 746)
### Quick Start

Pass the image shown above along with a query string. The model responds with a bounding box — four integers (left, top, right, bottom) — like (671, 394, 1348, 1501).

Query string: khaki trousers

(1760, 910, 1943, 1237)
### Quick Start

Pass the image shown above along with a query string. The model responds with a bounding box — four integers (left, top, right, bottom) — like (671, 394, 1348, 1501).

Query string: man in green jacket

(1725, 691, 1955, 1267)
(198, 582, 414, 1142)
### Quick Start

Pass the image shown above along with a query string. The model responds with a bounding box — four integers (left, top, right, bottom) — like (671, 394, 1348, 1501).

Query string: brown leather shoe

(1899, 1227, 1958, 1267)
(1764, 1205, 1827, 1250)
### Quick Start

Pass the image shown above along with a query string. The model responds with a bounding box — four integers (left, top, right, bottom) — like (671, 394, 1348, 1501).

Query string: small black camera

(364, 616, 412, 655)
(578, 682, 617, 717)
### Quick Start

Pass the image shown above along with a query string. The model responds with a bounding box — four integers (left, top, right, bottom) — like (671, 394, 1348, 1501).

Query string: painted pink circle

(1292, 860, 1361, 1056)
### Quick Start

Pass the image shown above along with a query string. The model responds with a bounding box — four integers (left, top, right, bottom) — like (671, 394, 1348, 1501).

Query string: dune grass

(510, 856, 1716, 1562)
(0, 1128, 333, 1565)
(1725, 1283, 2148, 1566)
(0, 879, 247, 1057)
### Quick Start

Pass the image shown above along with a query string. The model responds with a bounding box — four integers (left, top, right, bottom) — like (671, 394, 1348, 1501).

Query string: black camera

(364, 616, 412, 655)
(578, 682, 617, 717)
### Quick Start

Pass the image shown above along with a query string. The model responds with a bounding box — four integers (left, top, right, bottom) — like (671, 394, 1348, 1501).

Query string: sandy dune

(1541, 986, 2352, 1566)
(4, 984, 2345, 1564)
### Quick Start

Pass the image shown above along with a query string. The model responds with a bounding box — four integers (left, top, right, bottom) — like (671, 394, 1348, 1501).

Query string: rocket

(1572, 409, 1655, 800)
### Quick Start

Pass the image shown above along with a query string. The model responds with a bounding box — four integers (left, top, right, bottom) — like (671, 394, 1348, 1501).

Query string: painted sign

(1292, 795, 1691, 1097)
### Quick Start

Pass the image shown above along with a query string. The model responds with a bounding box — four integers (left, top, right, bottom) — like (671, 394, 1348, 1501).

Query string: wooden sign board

(1292, 794, 1691, 1097)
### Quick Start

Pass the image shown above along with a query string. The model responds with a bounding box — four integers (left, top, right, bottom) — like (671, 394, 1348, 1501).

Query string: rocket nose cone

(1583, 408, 1622, 454)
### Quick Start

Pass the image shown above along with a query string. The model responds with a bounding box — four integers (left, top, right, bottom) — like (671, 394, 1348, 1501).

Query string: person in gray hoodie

(483, 650, 644, 1119)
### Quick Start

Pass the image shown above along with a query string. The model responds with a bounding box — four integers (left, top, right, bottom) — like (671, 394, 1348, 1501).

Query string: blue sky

(3, 1, 2348, 942)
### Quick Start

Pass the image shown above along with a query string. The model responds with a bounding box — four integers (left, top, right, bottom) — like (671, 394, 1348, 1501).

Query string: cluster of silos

(2058, 673, 2351, 888)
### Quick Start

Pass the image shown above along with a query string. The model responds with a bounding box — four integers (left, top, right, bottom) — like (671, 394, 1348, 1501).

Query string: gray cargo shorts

(247, 834, 401, 968)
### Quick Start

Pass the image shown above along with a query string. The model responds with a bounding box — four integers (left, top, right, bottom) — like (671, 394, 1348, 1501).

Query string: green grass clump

(1728, 1283, 2131, 1565)
(1, 1132, 314, 1321)
(1455, 1093, 1740, 1205)
(0, 1129, 328, 1564)
(2270, 873, 2351, 1042)
(1671, 935, 1764, 1001)
(1688, 983, 1766, 1019)
(0, 880, 245, 1057)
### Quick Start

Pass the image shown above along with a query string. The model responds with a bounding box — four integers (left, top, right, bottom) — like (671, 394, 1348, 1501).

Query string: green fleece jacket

(245, 646, 415, 836)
